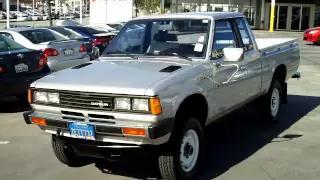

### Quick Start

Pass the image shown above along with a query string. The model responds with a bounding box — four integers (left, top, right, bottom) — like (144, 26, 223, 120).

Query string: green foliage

(134, 0, 162, 14)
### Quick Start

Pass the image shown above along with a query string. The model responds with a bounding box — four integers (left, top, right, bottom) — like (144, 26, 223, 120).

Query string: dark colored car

(38, 26, 97, 60)
(62, 26, 116, 55)
(0, 35, 51, 102)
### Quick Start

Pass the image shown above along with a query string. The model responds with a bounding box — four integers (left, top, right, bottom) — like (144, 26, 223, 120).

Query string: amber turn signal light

(123, 127, 146, 136)
(28, 89, 32, 104)
(31, 117, 46, 126)
(150, 97, 162, 115)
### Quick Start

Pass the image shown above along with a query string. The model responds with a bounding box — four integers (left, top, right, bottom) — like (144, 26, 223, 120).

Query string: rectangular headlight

(34, 91, 48, 103)
(48, 93, 60, 104)
(132, 98, 149, 111)
(114, 97, 131, 110)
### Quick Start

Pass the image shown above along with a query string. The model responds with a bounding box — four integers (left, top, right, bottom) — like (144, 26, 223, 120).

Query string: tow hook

(292, 72, 301, 79)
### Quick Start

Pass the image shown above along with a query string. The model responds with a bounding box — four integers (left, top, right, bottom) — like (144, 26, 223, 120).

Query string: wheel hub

(180, 129, 200, 172)
(270, 88, 280, 116)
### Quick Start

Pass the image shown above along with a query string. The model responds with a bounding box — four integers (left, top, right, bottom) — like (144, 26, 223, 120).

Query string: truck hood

(33, 59, 190, 95)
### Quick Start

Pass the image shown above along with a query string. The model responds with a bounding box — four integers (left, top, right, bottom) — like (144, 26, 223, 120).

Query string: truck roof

(131, 12, 245, 21)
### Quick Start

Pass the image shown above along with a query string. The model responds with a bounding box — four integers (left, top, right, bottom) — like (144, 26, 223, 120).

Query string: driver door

(208, 19, 249, 121)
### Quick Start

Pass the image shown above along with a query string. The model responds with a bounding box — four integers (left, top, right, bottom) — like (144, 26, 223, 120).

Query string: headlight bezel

(31, 89, 60, 105)
(114, 97, 151, 113)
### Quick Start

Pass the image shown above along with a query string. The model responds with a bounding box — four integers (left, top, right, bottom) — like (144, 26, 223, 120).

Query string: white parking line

(0, 141, 9, 145)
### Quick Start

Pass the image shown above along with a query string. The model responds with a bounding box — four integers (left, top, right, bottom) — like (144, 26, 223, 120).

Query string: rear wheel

(259, 80, 283, 124)
(158, 117, 205, 180)
(52, 135, 90, 167)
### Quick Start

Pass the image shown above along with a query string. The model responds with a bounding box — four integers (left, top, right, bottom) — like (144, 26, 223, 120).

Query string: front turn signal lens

(28, 89, 32, 104)
(150, 97, 162, 115)
(31, 117, 46, 126)
(123, 128, 146, 136)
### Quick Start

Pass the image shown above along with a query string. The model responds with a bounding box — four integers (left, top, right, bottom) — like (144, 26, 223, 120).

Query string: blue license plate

(69, 123, 96, 140)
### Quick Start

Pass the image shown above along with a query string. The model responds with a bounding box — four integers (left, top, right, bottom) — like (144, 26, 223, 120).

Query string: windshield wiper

(145, 52, 192, 61)
(106, 51, 138, 59)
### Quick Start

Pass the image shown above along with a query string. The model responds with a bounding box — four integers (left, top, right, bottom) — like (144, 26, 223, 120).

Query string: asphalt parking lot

(0, 31, 319, 180)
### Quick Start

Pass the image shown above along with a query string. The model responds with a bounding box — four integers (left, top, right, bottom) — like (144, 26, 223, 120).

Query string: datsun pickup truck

(23, 12, 301, 180)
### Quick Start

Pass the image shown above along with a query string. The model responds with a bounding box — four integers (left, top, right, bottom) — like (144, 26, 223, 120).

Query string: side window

(0, 32, 14, 40)
(211, 19, 238, 60)
(235, 18, 254, 51)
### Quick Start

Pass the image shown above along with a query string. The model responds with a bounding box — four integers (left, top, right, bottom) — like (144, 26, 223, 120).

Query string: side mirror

(223, 47, 244, 62)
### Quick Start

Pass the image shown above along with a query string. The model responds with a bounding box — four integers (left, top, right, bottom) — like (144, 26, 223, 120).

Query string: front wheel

(158, 118, 205, 180)
(52, 135, 90, 167)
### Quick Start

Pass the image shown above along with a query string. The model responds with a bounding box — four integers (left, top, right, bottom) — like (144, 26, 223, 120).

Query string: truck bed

(256, 38, 298, 51)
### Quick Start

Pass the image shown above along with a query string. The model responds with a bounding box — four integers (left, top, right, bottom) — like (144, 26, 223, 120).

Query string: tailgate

(0, 49, 42, 78)
(43, 40, 86, 61)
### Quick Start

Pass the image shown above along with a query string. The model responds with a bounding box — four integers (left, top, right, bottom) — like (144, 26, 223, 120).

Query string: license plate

(64, 49, 74, 56)
(69, 123, 96, 140)
(15, 63, 28, 73)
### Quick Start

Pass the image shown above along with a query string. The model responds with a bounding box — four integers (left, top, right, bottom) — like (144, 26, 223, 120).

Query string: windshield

(102, 18, 211, 59)
(20, 29, 68, 44)
(0, 35, 25, 52)
(51, 27, 80, 38)
(107, 23, 124, 31)
(69, 26, 107, 35)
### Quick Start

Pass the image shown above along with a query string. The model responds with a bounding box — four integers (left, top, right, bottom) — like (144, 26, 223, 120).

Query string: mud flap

(282, 82, 287, 104)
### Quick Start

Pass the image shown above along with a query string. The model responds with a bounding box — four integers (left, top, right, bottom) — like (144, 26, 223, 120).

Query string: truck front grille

(59, 91, 113, 111)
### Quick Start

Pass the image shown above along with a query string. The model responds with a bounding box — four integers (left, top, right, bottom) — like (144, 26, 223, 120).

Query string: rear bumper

(23, 109, 174, 146)
(48, 55, 90, 72)
(0, 66, 50, 97)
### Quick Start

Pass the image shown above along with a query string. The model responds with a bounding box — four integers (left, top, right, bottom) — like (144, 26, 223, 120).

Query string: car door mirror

(223, 47, 244, 62)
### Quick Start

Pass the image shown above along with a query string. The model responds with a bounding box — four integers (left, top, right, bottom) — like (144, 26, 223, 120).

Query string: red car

(303, 27, 320, 44)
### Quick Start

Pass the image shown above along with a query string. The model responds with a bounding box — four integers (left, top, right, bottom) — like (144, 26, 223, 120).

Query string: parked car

(39, 26, 98, 60)
(0, 34, 50, 102)
(0, 27, 90, 72)
(62, 25, 116, 55)
(303, 27, 320, 44)
(23, 12, 301, 180)
(4, 24, 31, 29)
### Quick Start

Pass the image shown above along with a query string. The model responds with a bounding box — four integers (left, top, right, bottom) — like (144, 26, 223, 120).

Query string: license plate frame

(14, 63, 29, 73)
(64, 49, 74, 56)
(69, 123, 96, 140)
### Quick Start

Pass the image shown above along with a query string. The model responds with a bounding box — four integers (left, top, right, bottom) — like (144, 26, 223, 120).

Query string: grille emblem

(91, 101, 109, 108)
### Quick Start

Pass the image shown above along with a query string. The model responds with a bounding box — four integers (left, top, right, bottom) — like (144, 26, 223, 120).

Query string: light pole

(6, 0, 9, 28)
(33, 0, 35, 13)
(79, 0, 82, 24)
(17, 0, 19, 13)
(269, 0, 276, 32)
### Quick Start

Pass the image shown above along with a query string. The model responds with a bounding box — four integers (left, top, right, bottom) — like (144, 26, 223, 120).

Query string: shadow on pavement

(0, 97, 31, 113)
(91, 94, 319, 180)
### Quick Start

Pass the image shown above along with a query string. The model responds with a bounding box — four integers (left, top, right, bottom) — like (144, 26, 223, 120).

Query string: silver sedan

(0, 28, 90, 72)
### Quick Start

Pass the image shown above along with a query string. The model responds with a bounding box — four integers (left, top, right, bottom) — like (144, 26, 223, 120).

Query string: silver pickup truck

(23, 12, 301, 180)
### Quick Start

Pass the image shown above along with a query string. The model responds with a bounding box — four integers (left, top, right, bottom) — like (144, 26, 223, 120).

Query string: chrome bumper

(23, 109, 174, 146)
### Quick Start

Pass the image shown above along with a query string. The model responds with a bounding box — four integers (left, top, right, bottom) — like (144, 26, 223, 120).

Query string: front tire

(52, 135, 89, 167)
(260, 80, 283, 124)
(158, 117, 205, 180)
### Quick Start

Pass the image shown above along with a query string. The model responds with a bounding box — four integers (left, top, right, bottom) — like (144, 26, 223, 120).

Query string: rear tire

(259, 80, 283, 124)
(52, 135, 90, 167)
(158, 117, 205, 180)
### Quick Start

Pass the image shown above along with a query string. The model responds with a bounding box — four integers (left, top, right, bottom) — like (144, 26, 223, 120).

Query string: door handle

(240, 65, 247, 70)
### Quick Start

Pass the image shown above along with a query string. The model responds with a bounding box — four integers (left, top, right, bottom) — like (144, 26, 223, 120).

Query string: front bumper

(303, 33, 318, 42)
(48, 55, 90, 72)
(23, 108, 174, 146)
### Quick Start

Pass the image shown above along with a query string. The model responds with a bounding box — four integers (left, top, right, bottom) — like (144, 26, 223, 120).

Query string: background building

(169, 0, 320, 31)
